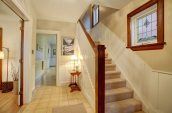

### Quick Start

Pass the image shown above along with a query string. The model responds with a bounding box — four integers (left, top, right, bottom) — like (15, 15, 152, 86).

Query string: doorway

(35, 33, 57, 87)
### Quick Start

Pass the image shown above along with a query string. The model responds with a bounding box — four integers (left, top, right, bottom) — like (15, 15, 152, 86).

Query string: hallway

(20, 86, 94, 113)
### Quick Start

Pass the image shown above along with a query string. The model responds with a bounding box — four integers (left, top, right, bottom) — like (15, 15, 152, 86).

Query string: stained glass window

(136, 11, 157, 44)
(127, 0, 164, 51)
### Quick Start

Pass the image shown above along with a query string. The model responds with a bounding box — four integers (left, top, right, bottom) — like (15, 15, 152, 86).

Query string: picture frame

(62, 37, 74, 55)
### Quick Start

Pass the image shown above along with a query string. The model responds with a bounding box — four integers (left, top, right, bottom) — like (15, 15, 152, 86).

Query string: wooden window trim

(92, 5, 100, 28)
(127, 0, 165, 51)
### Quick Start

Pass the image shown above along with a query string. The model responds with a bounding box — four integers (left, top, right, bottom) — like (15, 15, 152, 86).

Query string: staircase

(104, 52, 145, 113)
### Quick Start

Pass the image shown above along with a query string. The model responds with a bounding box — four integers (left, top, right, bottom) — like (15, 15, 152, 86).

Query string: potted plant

(11, 63, 19, 95)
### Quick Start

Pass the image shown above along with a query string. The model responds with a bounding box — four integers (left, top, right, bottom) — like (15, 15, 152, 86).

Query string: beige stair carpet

(53, 103, 87, 113)
(104, 51, 145, 113)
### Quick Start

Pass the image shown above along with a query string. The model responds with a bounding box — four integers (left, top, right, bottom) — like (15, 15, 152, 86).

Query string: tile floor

(19, 86, 94, 113)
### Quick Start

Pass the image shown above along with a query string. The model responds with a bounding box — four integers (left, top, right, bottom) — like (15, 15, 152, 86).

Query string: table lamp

(71, 55, 77, 71)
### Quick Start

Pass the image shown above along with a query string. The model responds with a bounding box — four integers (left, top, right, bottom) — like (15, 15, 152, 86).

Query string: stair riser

(105, 104, 142, 113)
(105, 66, 116, 71)
(106, 81, 126, 90)
(105, 91, 133, 103)
(105, 74, 120, 79)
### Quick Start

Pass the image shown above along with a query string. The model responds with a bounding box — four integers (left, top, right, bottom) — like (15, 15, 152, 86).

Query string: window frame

(127, 0, 165, 51)
(92, 5, 99, 27)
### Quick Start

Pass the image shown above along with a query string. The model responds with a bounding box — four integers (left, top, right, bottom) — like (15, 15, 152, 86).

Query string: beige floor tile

(19, 68, 94, 113)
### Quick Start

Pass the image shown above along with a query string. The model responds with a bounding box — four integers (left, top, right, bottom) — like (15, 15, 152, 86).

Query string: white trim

(152, 70, 172, 75)
(36, 30, 61, 86)
(2, 0, 30, 20)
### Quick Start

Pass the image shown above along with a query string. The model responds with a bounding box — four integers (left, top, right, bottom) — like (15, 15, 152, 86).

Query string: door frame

(0, 28, 2, 90)
(20, 20, 24, 106)
(36, 30, 60, 86)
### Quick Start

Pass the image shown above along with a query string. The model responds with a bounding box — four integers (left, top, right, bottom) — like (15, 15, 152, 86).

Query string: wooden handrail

(78, 20, 105, 113)
(79, 20, 97, 53)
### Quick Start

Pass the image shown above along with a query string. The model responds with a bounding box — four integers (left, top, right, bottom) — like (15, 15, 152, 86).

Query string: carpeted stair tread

(106, 78, 125, 84)
(105, 87, 133, 102)
(105, 71, 121, 79)
(105, 58, 112, 64)
(106, 87, 133, 96)
(105, 64, 116, 71)
(105, 78, 126, 89)
(105, 71, 121, 75)
(105, 58, 112, 61)
(105, 64, 116, 67)
(105, 99, 142, 113)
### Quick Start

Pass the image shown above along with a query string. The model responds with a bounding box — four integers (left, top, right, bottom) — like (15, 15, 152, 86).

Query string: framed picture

(127, 0, 165, 51)
(62, 37, 74, 55)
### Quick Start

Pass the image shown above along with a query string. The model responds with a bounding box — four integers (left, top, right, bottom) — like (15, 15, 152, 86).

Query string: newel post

(96, 45, 106, 113)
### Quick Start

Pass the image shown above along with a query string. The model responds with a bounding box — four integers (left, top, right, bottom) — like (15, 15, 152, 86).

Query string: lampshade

(0, 51, 4, 59)
(71, 55, 77, 60)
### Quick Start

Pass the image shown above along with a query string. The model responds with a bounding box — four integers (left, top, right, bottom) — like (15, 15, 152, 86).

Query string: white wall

(21, 0, 37, 104)
(90, 23, 172, 113)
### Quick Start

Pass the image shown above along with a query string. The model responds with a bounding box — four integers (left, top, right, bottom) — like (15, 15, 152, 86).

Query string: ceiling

(31, 0, 92, 23)
(31, 0, 131, 23)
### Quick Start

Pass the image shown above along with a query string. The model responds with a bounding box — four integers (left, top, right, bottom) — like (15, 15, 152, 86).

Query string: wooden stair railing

(78, 20, 106, 113)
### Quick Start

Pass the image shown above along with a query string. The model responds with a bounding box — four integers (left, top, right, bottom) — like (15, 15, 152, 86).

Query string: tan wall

(37, 20, 76, 37)
(102, 0, 172, 73)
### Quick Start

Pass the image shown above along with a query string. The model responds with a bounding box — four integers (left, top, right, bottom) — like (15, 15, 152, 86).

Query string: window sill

(127, 42, 166, 51)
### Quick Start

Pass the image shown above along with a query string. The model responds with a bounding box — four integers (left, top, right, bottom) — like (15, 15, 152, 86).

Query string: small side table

(69, 71, 81, 92)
